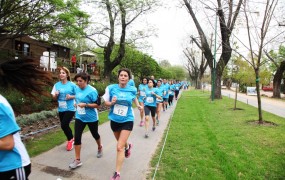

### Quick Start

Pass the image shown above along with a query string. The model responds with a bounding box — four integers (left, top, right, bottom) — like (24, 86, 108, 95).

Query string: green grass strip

(25, 111, 109, 157)
(150, 90, 285, 180)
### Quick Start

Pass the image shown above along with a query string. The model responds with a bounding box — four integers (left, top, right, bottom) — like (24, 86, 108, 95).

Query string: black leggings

(0, 163, 31, 180)
(74, 120, 100, 145)
(174, 90, 179, 99)
(59, 111, 75, 141)
(168, 95, 174, 105)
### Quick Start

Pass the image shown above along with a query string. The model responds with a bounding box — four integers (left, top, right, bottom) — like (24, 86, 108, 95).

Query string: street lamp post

(211, 10, 218, 101)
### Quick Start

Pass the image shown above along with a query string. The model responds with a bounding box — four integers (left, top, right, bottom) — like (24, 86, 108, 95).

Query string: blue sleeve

(0, 104, 20, 138)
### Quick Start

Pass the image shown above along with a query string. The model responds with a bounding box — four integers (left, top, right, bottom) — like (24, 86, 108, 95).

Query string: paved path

(28, 89, 284, 180)
(29, 101, 178, 180)
(221, 89, 285, 118)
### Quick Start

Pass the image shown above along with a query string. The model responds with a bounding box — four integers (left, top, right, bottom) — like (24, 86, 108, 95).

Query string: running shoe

(97, 145, 103, 158)
(69, 159, 82, 169)
(111, 172, 120, 180)
(125, 143, 133, 158)
(139, 120, 144, 127)
(152, 126, 156, 131)
(66, 138, 74, 151)
(145, 133, 149, 138)
(156, 119, 159, 126)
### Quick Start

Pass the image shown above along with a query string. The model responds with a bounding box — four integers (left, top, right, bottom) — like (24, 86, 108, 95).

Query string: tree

(181, 0, 243, 99)
(159, 60, 172, 68)
(240, 0, 279, 122)
(264, 45, 285, 98)
(183, 47, 208, 89)
(166, 66, 187, 81)
(0, 0, 88, 43)
(86, 0, 157, 81)
(119, 45, 162, 80)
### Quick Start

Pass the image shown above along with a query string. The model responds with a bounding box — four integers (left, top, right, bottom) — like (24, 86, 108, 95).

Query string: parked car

(262, 86, 273, 91)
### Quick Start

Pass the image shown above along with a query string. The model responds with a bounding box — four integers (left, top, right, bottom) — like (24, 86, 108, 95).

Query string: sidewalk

(221, 88, 285, 118)
(29, 101, 178, 180)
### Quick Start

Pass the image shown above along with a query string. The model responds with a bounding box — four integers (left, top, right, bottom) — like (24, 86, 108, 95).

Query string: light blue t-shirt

(138, 84, 147, 102)
(75, 85, 99, 122)
(144, 86, 159, 107)
(169, 84, 175, 96)
(51, 81, 77, 112)
(127, 79, 135, 87)
(102, 84, 137, 123)
(174, 83, 181, 91)
(162, 83, 170, 98)
(0, 95, 30, 172)
(156, 85, 164, 103)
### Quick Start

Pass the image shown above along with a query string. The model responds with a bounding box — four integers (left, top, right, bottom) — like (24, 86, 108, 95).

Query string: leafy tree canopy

(0, 0, 88, 45)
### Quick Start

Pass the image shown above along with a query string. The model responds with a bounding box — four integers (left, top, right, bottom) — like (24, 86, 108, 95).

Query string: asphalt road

(28, 89, 284, 180)
(29, 99, 178, 180)
(221, 89, 285, 118)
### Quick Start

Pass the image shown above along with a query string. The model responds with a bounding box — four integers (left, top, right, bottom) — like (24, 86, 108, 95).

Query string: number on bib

(113, 104, 128, 116)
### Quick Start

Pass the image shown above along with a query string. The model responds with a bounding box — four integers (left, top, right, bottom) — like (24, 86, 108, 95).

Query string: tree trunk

(234, 83, 238, 110)
(272, 61, 285, 98)
(255, 70, 263, 122)
(214, 70, 222, 99)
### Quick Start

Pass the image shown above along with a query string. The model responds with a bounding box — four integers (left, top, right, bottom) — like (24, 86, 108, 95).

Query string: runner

(168, 81, 175, 106)
(69, 73, 103, 169)
(155, 79, 164, 126)
(162, 79, 170, 111)
(143, 79, 162, 138)
(138, 77, 148, 126)
(102, 68, 143, 180)
(51, 67, 77, 151)
(0, 58, 52, 180)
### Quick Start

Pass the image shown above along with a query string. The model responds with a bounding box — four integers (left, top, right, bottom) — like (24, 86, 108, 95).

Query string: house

(0, 36, 70, 62)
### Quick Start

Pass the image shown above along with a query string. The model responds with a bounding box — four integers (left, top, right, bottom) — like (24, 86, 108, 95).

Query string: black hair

(74, 72, 90, 83)
(118, 68, 131, 79)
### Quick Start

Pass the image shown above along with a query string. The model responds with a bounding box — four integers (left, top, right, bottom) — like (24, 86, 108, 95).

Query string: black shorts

(0, 164, 31, 180)
(144, 105, 156, 117)
(163, 98, 169, 102)
(110, 121, 134, 132)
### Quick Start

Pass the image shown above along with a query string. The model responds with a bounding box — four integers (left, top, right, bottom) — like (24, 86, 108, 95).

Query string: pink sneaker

(125, 143, 133, 158)
(139, 121, 144, 127)
(66, 138, 74, 151)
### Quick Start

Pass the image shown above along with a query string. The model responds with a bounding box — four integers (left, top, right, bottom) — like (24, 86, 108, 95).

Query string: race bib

(140, 91, 146, 96)
(146, 97, 154, 103)
(77, 106, 86, 115)
(58, 101, 67, 109)
(113, 104, 128, 116)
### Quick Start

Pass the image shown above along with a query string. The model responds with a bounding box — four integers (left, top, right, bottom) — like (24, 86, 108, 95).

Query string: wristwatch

(85, 103, 88, 107)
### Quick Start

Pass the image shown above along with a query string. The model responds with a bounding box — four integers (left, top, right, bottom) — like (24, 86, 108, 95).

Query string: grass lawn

(150, 90, 285, 180)
(25, 111, 109, 157)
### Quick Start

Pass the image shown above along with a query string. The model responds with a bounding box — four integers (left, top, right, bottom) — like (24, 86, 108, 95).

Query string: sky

(144, 1, 195, 66)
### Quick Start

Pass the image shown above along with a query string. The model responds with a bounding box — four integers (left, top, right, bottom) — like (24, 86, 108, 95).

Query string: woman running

(155, 79, 164, 125)
(143, 79, 162, 138)
(138, 77, 148, 126)
(51, 67, 77, 151)
(69, 73, 103, 169)
(168, 81, 175, 106)
(0, 58, 52, 180)
(102, 68, 142, 180)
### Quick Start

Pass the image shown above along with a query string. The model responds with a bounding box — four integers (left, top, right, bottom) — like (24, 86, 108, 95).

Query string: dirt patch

(20, 117, 61, 141)
(42, 166, 74, 178)
(247, 120, 278, 126)
(229, 108, 244, 110)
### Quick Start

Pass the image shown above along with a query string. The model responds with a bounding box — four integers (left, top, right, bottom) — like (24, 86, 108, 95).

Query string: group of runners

(137, 76, 184, 138)
(0, 58, 186, 180)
